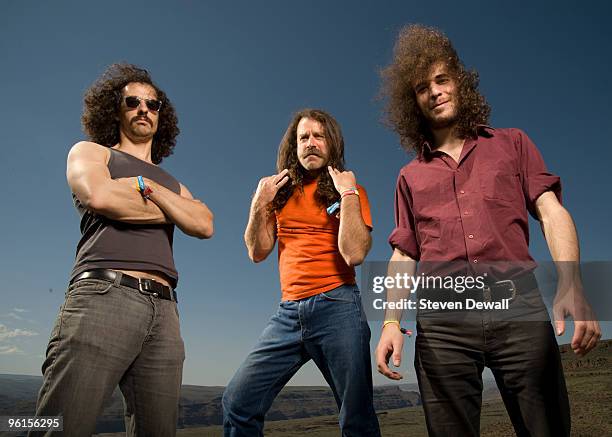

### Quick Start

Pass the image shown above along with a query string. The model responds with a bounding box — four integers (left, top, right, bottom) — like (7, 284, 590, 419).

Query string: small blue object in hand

(326, 201, 340, 216)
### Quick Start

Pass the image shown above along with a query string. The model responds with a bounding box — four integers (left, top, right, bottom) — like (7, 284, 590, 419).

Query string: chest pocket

(480, 166, 521, 203)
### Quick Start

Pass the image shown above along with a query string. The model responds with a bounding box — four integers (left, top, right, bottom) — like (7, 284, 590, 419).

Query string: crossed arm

(67, 141, 214, 239)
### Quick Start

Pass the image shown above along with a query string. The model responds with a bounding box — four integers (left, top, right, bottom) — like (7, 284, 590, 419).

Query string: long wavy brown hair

(271, 109, 346, 212)
(380, 24, 490, 154)
(81, 63, 179, 164)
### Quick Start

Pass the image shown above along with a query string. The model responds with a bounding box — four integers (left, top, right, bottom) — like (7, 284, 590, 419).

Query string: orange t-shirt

(275, 179, 373, 301)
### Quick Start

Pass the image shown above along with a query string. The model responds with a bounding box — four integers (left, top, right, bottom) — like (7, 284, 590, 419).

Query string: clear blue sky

(1, 0, 610, 386)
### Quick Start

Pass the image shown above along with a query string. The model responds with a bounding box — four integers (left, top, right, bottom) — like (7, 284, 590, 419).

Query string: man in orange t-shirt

(222, 109, 381, 436)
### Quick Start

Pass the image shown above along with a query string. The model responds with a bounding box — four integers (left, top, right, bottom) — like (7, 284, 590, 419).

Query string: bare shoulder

(179, 183, 195, 199)
(68, 141, 110, 163)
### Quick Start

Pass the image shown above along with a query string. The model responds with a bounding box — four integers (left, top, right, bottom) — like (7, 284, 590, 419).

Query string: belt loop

(113, 271, 123, 287)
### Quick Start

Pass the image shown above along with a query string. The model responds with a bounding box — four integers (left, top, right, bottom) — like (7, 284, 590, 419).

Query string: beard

(427, 108, 458, 130)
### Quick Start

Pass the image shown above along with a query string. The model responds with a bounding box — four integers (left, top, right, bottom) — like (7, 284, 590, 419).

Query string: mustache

(131, 115, 152, 126)
(301, 147, 323, 159)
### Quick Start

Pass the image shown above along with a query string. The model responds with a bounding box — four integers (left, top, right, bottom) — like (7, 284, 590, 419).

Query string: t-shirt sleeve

(357, 184, 373, 229)
(388, 173, 420, 260)
(513, 129, 562, 218)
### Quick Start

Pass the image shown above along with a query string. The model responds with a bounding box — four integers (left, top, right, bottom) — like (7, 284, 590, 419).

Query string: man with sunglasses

(31, 63, 213, 436)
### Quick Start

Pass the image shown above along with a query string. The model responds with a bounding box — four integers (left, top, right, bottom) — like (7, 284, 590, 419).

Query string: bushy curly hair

(380, 24, 490, 154)
(271, 109, 345, 212)
(81, 63, 179, 164)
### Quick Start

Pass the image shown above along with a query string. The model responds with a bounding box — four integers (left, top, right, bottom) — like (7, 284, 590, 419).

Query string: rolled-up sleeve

(388, 172, 420, 260)
(514, 129, 562, 218)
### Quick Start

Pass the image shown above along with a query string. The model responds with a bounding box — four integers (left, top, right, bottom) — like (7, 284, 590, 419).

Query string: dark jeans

(415, 286, 570, 437)
(222, 285, 381, 437)
(31, 273, 185, 436)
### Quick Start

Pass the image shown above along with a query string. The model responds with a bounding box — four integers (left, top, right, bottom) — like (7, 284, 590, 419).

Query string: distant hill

(0, 376, 420, 433)
(2, 339, 609, 435)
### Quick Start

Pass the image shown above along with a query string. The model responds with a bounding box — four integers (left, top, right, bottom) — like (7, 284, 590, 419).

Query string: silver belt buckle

(138, 278, 159, 297)
(494, 279, 516, 301)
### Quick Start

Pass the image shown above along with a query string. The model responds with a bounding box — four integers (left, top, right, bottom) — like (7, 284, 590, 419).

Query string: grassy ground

(97, 341, 612, 436)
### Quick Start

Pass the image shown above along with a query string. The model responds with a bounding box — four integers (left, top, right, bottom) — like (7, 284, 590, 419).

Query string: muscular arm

(145, 179, 214, 239)
(375, 248, 417, 380)
(337, 194, 371, 266)
(535, 191, 601, 355)
(244, 169, 289, 262)
(67, 141, 167, 224)
(327, 167, 371, 266)
(244, 197, 277, 263)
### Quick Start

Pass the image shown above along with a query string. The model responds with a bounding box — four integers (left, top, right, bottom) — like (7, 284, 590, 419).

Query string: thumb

(553, 304, 565, 336)
(392, 339, 403, 367)
(392, 353, 401, 367)
(555, 319, 565, 336)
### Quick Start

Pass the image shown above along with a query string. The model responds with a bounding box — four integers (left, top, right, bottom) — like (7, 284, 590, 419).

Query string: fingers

(375, 333, 404, 381)
(327, 166, 338, 179)
(273, 169, 289, 185)
(575, 321, 601, 356)
(375, 346, 403, 381)
(571, 322, 586, 354)
(276, 176, 289, 188)
(584, 323, 602, 354)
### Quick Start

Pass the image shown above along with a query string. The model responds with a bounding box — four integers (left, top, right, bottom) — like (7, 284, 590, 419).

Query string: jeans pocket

(319, 285, 356, 303)
(66, 279, 114, 296)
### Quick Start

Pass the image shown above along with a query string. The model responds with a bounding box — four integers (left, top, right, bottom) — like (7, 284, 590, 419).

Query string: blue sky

(1, 0, 610, 386)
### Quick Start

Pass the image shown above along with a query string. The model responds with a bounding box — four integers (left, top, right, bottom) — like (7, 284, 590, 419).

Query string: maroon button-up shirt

(388, 127, 561, 278)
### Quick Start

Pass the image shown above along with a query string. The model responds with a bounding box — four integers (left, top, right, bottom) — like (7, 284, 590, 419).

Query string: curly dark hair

(380, 24, 490, 154)
(81, 63, 179, 164)
(271, 109, 346, 212)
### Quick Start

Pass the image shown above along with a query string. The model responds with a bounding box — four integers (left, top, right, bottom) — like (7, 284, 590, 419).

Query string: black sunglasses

(124, 96, 163, 112)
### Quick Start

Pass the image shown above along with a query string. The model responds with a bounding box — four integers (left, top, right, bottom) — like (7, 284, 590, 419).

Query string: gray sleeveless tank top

(70, 148, 181, 287)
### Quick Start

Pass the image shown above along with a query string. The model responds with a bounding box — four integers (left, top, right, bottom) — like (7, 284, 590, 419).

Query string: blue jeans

(222, 284, 381, 437)
(31, 274, 185, 436)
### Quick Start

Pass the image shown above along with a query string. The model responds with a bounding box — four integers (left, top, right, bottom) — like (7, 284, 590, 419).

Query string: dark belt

(71, 269, 177, 302)
(482, 272, 538, 301)
(419, 272, 538, 303)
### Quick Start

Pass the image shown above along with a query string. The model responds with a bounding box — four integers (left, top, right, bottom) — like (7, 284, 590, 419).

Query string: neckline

(111, 147, 157, 167)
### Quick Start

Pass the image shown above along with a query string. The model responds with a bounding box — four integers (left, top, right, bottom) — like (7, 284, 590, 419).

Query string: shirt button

(460, 190, 465, 194)
(473, 259, 478, 264)
(468, 234, 474, 239)
(464, 211, 469, 215)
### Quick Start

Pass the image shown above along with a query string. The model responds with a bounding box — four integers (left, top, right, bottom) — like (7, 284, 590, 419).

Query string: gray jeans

(31, 273, 185, 436)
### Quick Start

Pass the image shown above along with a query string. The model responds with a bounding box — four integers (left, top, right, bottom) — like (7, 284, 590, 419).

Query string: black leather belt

(420, 272, 538, 303)
(71, 269, 177, 302)
(482, 272, 538, 301)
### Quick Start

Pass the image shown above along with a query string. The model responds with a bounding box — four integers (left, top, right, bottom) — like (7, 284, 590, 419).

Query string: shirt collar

(418, 125, 494, 161)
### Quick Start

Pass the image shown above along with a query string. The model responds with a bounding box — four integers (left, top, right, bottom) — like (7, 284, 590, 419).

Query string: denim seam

(39, 300, 68, 403)
(128, 369, 141, 435)
(144, 297, 157, 344)
(352, 291, 365, 333)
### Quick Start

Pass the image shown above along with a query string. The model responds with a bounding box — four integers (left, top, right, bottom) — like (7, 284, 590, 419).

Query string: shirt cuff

(527, 174, 562, 215)
(388, 227, 419, 260)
